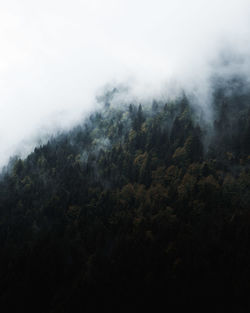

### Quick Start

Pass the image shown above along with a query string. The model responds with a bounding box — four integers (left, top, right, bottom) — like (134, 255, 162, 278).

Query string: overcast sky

(0, 0, 250, 166)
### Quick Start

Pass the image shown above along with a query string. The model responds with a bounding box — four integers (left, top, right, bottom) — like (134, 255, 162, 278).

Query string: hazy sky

(0, 0, 250, 166)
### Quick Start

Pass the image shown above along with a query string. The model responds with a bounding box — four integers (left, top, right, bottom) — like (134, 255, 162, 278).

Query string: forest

(1, 76, 250, 311)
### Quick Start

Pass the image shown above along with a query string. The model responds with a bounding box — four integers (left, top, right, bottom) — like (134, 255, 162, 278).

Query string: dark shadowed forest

(1, 76, 250, 311)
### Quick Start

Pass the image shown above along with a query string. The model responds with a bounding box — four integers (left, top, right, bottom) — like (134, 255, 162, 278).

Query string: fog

(0, 0, 250, 166)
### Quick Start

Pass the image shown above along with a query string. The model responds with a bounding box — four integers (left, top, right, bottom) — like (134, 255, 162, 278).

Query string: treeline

(1, 79, 250, 311)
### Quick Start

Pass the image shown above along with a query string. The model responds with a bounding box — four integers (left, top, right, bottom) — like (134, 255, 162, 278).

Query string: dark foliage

(1, 79, 250, 311)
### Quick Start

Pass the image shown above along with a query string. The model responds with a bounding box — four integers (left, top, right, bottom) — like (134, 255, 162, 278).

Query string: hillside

(1, 78, 250, 311)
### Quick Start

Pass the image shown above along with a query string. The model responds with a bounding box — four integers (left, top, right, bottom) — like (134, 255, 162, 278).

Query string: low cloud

(0, 0, 250, 166)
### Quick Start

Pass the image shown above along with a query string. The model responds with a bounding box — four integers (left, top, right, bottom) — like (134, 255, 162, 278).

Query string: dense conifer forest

(1, 77, 250, 311)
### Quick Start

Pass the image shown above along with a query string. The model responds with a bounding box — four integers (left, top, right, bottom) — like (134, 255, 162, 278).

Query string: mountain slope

(1, 81, 250, 311)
